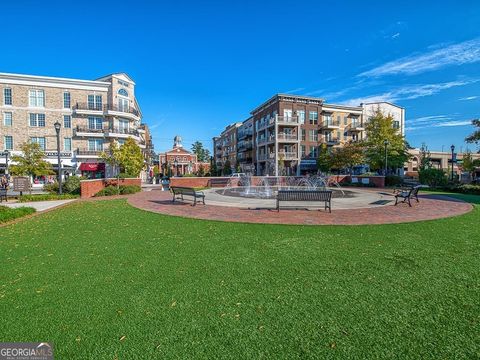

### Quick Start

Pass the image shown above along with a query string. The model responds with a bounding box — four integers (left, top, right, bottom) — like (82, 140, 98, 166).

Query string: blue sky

(2, 0, 479, 153)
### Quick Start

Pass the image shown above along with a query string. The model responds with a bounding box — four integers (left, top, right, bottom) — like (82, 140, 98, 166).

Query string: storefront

(79, 162, 105, 179)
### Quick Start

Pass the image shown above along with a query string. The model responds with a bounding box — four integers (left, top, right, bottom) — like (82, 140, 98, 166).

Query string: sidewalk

(2, 199, 76, 212)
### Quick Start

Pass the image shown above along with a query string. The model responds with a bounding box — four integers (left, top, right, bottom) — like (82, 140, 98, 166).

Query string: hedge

(94, 185, 142, 197)
(18, 194, 79, 202)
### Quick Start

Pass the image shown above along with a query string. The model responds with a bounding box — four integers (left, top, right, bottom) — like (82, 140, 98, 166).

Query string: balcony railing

(73, 103, 140, 117)
(277, 133, 298, 141)
(74, 126, 139, 137)
(278, 151, 298, 160)
(277, 115, 299, 124)
(349, 122, 365, 131)
(326, 138, 340, 145)
(76, 148, 104, 156)
(321, 120, 340, 129)
(238, 129, 253, 139)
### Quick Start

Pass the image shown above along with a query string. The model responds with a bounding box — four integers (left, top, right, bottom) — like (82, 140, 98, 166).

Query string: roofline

(95, 72, 136, 85)
(250, 94, 327, 115)
(0, 72, 110, 88)
(323, 102, 363, 111)
(362, 101, 405, 109)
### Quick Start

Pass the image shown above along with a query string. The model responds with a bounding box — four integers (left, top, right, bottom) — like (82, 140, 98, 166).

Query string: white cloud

(391, 32, 400, 39)
(359, 38, 480, 77)
(340, 79, 477, 106)
(405, 116, 472, 132)
(459, 95, 478, 101)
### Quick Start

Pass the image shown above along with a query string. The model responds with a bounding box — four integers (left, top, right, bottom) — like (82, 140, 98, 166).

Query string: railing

(257, 137, 268, 145)
(238, 129, 253, 139)
(277, 133, 298, 141)
(278, 151, 298, 160)
(76, 148, 104, 156)
(277, 115, 299, 124)
(326, 138, 340, 145)
(75, 126, 139, 137)
(73, 103, 140, 117)
(350, 122, 364, 130)
(75, 126, 106, 134)
(321, 120, 340, 128)
(238, 141, 253, 151)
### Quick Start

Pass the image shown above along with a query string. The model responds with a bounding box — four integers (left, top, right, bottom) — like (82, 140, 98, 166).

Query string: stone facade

(0, 72, 154, 181)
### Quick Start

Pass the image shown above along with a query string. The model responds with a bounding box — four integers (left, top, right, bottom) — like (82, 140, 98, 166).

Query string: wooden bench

(0, 188, 7, 203)
(277, 190, 332, 212)
(171, 186, 205, 206)
(394, 185, 421, 207)
(208, 178, 230, 188)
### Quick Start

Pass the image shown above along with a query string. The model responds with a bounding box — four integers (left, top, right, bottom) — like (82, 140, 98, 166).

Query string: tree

(9, 142, 54, 178)
(196, 164, 205, 177)
(101, 138, 144, 177)
(210, 157, 219, 176)
(330, 141, 365, 173)
(465, 119, 480, 150)
(418, 143, 432, 171)
(462, 151, 475, 181)
(223, 159, 232, 175)
(317, 143, 332, 173)
(191, 141, 210, 162)
(363, 108, 410, 172)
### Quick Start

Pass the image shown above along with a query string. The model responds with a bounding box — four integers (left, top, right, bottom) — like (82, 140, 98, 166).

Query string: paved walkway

(2, 199, 76, 212)
(128, 189, 473, 225)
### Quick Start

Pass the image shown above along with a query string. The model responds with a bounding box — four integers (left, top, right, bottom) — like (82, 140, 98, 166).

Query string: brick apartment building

(213, 94, 404, 176)
(0, 72, 154, 181)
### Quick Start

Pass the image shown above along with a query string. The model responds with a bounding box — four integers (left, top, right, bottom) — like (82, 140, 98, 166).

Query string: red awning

(79, 163, 105, 171)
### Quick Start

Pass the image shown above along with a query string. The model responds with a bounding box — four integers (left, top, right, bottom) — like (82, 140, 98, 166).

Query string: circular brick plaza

(127, 188, 473, 225)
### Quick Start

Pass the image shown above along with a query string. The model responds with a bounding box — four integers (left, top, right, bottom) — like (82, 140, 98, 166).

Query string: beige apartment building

(0, 72, 153, 181)
(213, 94, 404, 176)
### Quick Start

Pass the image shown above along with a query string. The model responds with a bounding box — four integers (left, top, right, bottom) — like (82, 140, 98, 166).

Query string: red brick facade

(80, 178, 141, 198)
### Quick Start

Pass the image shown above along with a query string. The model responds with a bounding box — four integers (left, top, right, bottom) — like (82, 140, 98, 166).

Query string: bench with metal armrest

(171, 186, 205, 206)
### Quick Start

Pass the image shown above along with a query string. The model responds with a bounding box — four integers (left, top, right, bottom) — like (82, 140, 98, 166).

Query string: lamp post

(450, 144, 455, 181)
(54, 121, 63, 194)
(4, 149, 9, 176)
(174, 159, 178, 177)
(384, 139, 389, 176)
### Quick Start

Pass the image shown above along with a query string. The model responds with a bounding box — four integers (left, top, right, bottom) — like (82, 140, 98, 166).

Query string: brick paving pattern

(128, 189, 473, 225)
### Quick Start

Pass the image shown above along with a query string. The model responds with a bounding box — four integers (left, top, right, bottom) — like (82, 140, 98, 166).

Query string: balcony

(321, 120, 340, 130)
(277, 133, 298, 142)
(257, 153, 273, 161)
(238, 129, 253, 140)
(349, 123, 365, 132)
(257, 137, 268, 145)
(76, 148, 104, 157)
(326, 138, 340, 146)
(73, 103, 140, 119)
(74, 126, 107, 137)
(276, 115, 299, 126)
(74, 126, 140, 139)
(278, 151, 298, 160)
(238, 141, 253, 151)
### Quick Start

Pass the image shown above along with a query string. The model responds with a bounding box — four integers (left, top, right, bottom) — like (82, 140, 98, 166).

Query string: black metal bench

(394, 185, 421, 207)
(0, 188, 7, 203)
(208, 178, 230, 187)
(277, 190, 332, 212)
(171, 186, 205, 206)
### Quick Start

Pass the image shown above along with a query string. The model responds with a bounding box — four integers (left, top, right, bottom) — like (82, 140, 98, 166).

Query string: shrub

(419, 168, 448, 188)
(94, 185, 141, 197)
(385, 175, 402, 187)
(63, 176, 84, 194)
(43, 182, 59, 194)
(18, 194, 79, 202)
(0, 206, 36, 223)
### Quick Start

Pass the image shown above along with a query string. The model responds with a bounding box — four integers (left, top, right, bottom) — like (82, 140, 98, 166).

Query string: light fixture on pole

(54, 121, 63, 195)
(384, 139, 389, 176)
(450, 144, 455, 181)
(4, 149, 9, 176)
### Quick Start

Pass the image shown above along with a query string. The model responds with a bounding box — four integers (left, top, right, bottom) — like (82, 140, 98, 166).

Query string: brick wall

(80, 178, 141, 198)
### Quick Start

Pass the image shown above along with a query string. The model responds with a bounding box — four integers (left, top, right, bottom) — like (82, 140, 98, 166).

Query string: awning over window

(79, 162, 105, 171)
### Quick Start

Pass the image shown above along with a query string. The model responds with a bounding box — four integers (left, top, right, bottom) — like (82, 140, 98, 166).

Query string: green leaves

(9, 142, 54, 177)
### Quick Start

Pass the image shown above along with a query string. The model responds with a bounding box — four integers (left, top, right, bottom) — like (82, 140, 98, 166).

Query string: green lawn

(0, 196, 479, 359)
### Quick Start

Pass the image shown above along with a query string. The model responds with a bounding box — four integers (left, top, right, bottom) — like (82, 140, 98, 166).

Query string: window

(309, 111, 318, 125)
(3, 112, 12, 127)
(63, 92, 71, 108)
(3, 88, 12, 105)
(309, 146, 318, 158)
(301, 145, 306, 157)
(64, 138, 72, 151)
(29, 113, 46, 127)
(88, 116, 103, 129)
(337, 115, 341, 125)
(118, 98, 129, 112)
(29, 89, 45, 107)
(88, 139, 103, 151)
(4, 136, 13, 150)
(63, 115, 71, 128)
(283, 109, 292, 119)
(344, 116, 348, 125)
(308, 129, 318, 142)
(118, 88, 128, 97)
(325, 131, 333, 141)
(323, 114, 332, 125)
(119, 119, 129, 133)
(30, 137, 46, 150)
(301, 129, 306, 141)
(297, 110, 305, 124)
(87, 95, 102, 110)
(393, 121, 400, 129)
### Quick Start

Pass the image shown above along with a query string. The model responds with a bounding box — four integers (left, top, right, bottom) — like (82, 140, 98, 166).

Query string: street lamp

(450, 144, 455, 181)
(4, 149, 9, 176)
(384, 139, 389, 176)
(54, 121, 63, 194)
(174, 159, 178, 177)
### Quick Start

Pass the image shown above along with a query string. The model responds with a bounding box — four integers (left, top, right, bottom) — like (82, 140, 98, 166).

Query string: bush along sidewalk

(94, 185, 141, 197)
(0, 206, 36, 223)
(18, 194, 79, 202)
